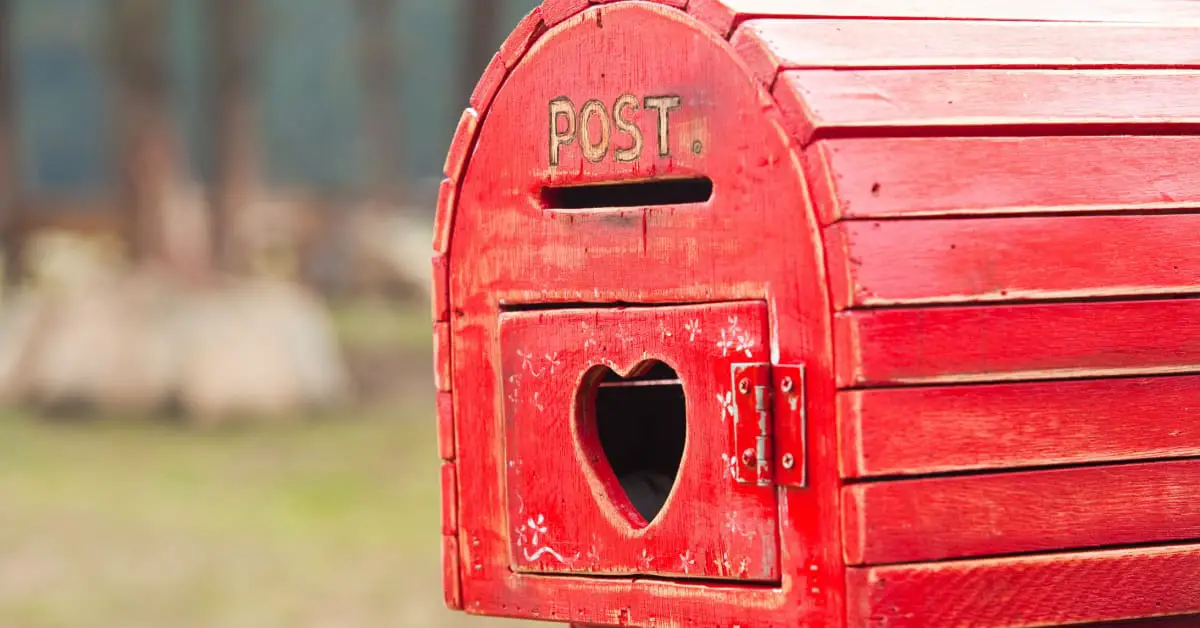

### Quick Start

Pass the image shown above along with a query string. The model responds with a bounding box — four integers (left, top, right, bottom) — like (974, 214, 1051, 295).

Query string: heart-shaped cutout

(576, 360, 687, 528)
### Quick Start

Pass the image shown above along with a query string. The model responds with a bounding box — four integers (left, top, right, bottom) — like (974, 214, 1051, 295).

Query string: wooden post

(356, 0, 405, 205)
(109, 0, 178, 265)
(0, 0, 19, 286)
(209, 0, 260, 273)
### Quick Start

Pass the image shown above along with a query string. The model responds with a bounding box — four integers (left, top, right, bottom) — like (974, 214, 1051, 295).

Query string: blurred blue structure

(15, 0, 539, 201)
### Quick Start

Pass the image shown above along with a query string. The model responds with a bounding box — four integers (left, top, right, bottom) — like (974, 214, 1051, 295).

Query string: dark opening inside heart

(583, 360, 687, 526)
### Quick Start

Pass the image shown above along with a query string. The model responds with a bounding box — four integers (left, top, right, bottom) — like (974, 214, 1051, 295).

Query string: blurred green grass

(0, 298, 538, 628)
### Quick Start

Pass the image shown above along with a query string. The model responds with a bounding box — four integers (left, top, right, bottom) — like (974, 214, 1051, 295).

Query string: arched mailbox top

(434, 2, 1200, 627)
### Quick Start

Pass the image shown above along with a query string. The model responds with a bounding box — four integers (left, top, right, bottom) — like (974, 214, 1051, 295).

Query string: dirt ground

(0, 300, 539, 628)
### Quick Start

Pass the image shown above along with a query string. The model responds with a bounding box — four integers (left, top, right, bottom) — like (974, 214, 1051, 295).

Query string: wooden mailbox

(432, 1, 1200, 626)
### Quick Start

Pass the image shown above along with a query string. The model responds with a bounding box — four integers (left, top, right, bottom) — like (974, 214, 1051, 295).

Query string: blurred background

(0, 0, 540, 626)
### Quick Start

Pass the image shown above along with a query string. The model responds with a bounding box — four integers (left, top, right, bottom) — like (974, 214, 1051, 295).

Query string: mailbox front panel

(440, 2, 842, 626)
(500, 302, 779, 581)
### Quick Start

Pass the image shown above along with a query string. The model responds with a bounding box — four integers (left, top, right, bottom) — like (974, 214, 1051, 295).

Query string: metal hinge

(730, 363, 807, 489)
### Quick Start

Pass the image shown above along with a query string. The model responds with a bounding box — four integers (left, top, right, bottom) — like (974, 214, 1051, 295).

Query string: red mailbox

(431, 1, 1200, 626)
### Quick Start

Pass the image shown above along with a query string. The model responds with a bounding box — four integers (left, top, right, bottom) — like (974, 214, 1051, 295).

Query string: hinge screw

(781, 376, 794, 393)
(782, 453, 795, 469)
(737, 378, 750, 394)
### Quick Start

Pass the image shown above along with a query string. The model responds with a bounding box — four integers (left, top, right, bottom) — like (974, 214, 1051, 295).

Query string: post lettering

(612, 94, 642, 163)
(548, 94, 685, 166)
(643, 95, 681, 157)
(549, 97, 577, 167)
(579, 99, 611, 163)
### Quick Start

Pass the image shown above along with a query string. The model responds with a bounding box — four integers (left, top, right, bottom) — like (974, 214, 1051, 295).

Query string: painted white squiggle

(659, 320, 674, 341)
(523, 546, 574, 564)
(544, 352, 561, 375)
(684, 319, 702, 342)
(516, 514, 579, 566)
(517, 349, 543, 377)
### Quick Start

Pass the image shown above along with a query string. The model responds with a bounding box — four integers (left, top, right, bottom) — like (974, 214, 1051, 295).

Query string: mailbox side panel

(755, 15, 1200, 628)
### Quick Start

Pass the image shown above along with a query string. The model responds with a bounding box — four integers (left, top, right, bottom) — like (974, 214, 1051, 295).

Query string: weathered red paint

(435, 1, 1200, 626)
(499, 303, 778, 581)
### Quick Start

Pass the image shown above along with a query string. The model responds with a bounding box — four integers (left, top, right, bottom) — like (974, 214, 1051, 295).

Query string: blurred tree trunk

(210, 0, 260, 273)
(109, 0, 180, 266)
(460, 0, 498, 106)
(356, 0, 404, 204)
(0, 0, 19, 286)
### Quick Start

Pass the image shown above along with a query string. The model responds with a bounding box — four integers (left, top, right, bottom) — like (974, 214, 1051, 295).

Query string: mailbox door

(500, 301, 779, 582)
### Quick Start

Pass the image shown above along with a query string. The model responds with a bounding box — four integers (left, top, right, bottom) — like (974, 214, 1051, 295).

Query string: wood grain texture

(436, 390, 455, 461)
(442, 109, 479, 182)
(432, 178, 456, 254)
(498, 7, 545, 70)
(691, 0, 1200, 37)
(442, 535, 463, 610)
(446, 2, 840, 625)
(847, 543, 1200, 627)
(775, 69, 1200, 145)
(594, 0, 687, 6)
(734, 19, 1200, 80)
(431, 253, 449, 322)
(541, 0, 590, 27)
(500, 303, 779, 581)
(808, 136, 1200, 223)
(836, 298, 1200, 388)
(1086, 616, 1200, 628)
(840, 376, 1200, 478)
(844, 459, 1200, 565)
(826, 214, 1200, 309)
(468, 53, 506, 114)
(438, 0, 1200, 626)
(433, 322, 451, 392)
(441, 461, 459, 536)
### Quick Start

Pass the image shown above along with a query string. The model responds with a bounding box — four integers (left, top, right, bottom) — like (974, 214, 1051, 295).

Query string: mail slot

(431, 1, 1200, 626)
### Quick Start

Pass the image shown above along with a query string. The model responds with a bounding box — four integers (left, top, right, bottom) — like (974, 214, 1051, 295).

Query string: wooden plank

(443, 109, 479, 182)
(594, 0, 687, 7)
(840, 376, 1200, 478)
(433, 178, 456, 254)
(835, 298, 1200, 388)
(775, 69, 1200, 145)
(432, 252, 450, 321)
(733, 19, 1200, 83)
(844, 459, 1200, 565)
(847, 543, 1200, 627)
(691, 0, 1200, 36)
(541, 0, 590, 27)
(436, 390, 455, 461)
(826, 213, 1200, 309)
(434, 322, 452, 392)
(442, 535, 463, 610)
(468, 53, 507, 114)
(1086, 616, 1200, 628)
(808, 136, 1200, 223)
(498, 7, 545, 70)
(441, 461, 459, 536)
